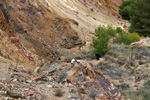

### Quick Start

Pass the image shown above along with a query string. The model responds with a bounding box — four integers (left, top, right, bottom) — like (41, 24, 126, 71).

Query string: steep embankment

(44, 0, 128, 42)
(0, 0, 128, 62)
(0, 1, 39, 66)
(79, 0, 122, 16)
(0, 0, 81, 62)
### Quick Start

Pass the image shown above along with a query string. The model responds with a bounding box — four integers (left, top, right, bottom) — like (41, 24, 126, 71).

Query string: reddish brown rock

(10, 36, 19, 44)
(0, 0, 81, 63)
(67, 60, 124, 100)
(33, 77, 41, 81)
(78, 88, 85, 94)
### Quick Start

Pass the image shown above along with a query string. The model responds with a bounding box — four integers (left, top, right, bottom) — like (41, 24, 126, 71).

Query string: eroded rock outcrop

(67, 60, 124, 100)
(45, 0, 128, 43)
(131, 37, 150, 47)
(0, 29, 40, 65)
(0, 0, 81, 62)
(79, 0, 123, 17)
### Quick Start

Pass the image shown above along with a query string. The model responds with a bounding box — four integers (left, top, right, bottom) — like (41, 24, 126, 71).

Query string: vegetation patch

(92, 27, 111, 56)
(144, 80, 150, 88)
(130, 32, 141, 42)
(55, 89, 64, 97)
(119, 0, 150, 36)
(89, 89, 97, 99)
(115, 32, 133, 45)
(106, 25, 117, 36)
(122, 89, 150, 100)
(117, 83, 130, 90)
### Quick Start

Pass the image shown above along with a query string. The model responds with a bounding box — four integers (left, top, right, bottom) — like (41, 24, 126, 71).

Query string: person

(66, 57, 70, 62)
(71, 58, 75, 64)
(57, 56, 61, 60)
(95, 54, 101, 60)
(70, 58, 76, 70)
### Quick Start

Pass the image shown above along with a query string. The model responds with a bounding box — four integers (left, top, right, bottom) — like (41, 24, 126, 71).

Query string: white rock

(67, 96, 71, 99)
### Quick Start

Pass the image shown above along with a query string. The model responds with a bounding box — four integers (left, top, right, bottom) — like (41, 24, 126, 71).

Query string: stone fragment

(78, 88, 85, 94)
(33, 77, 41, 81)
(47, 84, 53, 88)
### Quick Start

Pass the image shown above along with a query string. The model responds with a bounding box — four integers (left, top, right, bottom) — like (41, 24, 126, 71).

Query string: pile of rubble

(67, 60, 124, 100)
(0, 58, 124, 100)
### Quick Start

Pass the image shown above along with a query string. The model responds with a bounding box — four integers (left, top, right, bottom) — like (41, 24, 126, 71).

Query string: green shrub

(131, 32, 141, 42)
(94, 26, 106, 36)
(116, 32, 133, 45)
(116, 27, 124, 33)
(55, 89, 64, 97)
(92, 27, 111, 56)
(144, 80, 150, 87)
(106, 25, 116, 36)
(117, 83, 130, 90)
(142, 92, 150, 100)
(89, 89, 97, 99)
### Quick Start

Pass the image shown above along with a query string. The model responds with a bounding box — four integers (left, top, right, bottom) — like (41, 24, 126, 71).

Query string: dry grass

(59, 47, 94, 60)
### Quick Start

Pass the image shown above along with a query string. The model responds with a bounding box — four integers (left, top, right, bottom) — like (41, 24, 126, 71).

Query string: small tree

(92, 27, 111, 56)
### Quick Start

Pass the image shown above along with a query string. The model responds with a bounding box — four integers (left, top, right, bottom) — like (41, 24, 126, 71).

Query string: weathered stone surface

(67, 60, 124, 100)
(131, 37, 150, 47)
(0, 63, 9, 81)
(0, 0, 81, 62)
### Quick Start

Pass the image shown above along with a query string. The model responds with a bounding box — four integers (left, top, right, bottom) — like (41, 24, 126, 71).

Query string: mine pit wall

(79, 0, 123, 17)
(44, 0, 129, 44)
(0, 0, 82, 62)
(0, 0, 14, 37)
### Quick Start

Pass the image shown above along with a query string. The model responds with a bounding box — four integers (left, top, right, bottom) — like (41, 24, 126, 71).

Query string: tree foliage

(92, 27, 111, 56)
(119, 0, 150, 36)
(119, 0, 133, 20)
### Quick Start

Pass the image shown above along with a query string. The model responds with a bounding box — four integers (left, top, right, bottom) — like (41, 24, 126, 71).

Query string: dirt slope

(0, 0, 128, 62)
(0, 0, 81, 62)
(79, 0, 122, 16)
(45, 0, 128, 42)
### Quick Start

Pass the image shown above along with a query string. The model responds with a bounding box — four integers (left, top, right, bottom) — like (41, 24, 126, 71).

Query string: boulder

(131, 37, 150, 47)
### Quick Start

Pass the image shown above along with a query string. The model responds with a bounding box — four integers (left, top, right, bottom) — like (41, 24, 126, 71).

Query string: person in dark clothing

(95, 54, 101, 60)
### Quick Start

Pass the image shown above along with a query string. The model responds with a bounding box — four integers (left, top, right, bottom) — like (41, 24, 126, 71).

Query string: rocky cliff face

(0, 0, 39, 65)
(0, 0, 81, 62)
(0, 0, 127, 62)
(45, 0, 128, 43)
(79, 0, 122, 17)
